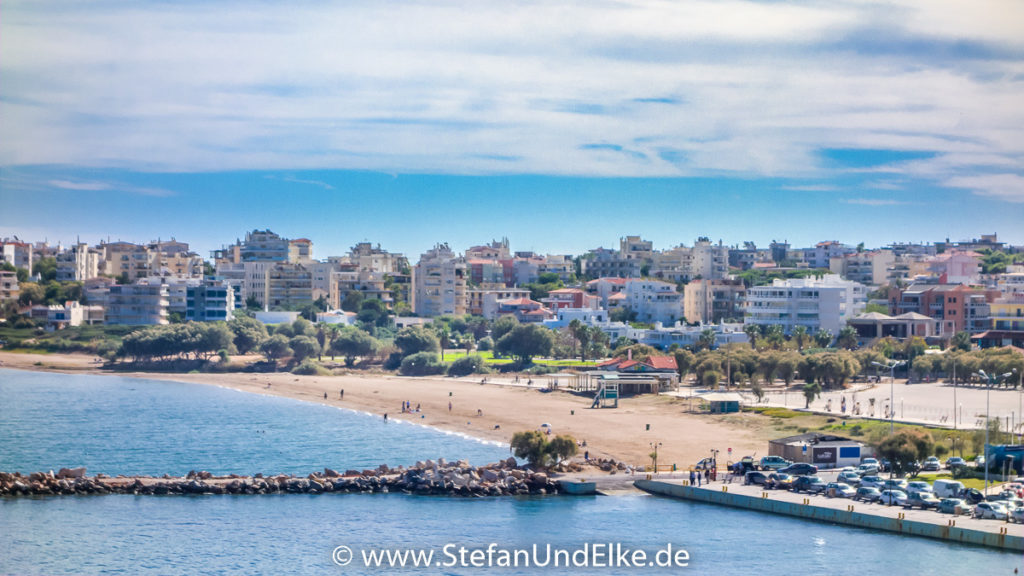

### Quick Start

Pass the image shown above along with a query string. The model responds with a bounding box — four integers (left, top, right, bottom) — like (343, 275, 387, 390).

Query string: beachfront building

(105, 284, 169, 325)
(27, 301, 105, 329)
(889, 283, 1001, 337)
(638, 321, 748, 350)
(744, 274, 867, 336)
(0, 270, 20, 302)
(684, 279, 745, 324)
(769, 433, 867, 469)
(847, 311, 941, 341)
(185, 280, 235, 322)
(829, 250, 895, 286)
(411, 243, 467, 317)
(616, 279, 684, 325)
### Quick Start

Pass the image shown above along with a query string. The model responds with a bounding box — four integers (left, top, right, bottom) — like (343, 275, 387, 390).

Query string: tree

(448, 354, 485, 377)
(17, 282, 44, 306)
(743, 324, 761, 349)
(802, 381, 822, 408)
(813, 329, 833, 349)
(876, 429, 935, 476)
(341, 290, 364, 312)
(32, 257, 57, 282)
(292, 317, 316, 337)
(245, 295, 262, 310)
(674, 349, 695, 384)
(568, 319, 583, 359)
(491, 315, 519, 341)
(696, 329, 716, 351)
(495, 324, 555, 365)
(951, 331, 972, 352)
(260, 334, 292, 362)
(776, 352, 800, 387)
(229, 315, 268, 354)
(399, 352, 445, 376)
(329, 326, 378, 367)
(395, 325, 440, 356)
(510, 431, 548, 468)
(837, 326, 858, 350)
(911, 355, 933, 382)
(546, 435, 578, 465)
(289, 335, 320, 362)
(791, 325, 809, 352)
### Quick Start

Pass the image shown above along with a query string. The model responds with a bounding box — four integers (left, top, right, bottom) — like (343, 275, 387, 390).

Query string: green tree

(399, 351, 445, 376)
(260, 334, 292, 362)
(510, 430, 548, 468)
(229, 315, 268, 354)
(743, 324, 761, 349)
(776, 352, 800, 387)
(951, 331, 972, 352)
(546, 435, 578, 464)
(329, 326, 378, 367)
(395, 325, 440, 356)
(876, 429, 935, 476)
(32, 257, 57, 282)
(341, 290, 364, 312)
(495, 324, 555, 365)
(447, 354, 486, 377)
(791, 325, 809, 352)
(17, 282, 45, 305)
(289, 335, 320, 362)
(813, 329, 833, 348)
(802, 381, 822, 408)
(674, 349, 695, 384)
(837, 326, 859, 350)
(696, 329, 716, 351)
(491, 315, 519, 341)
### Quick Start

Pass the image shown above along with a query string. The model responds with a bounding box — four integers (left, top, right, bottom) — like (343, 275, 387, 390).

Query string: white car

(904, 481, 933, 496)
(1012, 507, 1024, 524)
(879, 490, 909, 506)
(856, 463, 879, 476)
(859, 475, 885, 489)
(974, 502, 1009, 520)
(837, 471, 862, 485)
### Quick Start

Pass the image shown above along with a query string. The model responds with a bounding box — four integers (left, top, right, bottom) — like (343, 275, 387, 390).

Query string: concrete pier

(635, 479, 1023, 552)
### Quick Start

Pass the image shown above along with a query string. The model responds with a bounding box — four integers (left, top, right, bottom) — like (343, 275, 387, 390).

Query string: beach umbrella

(540, 423, 551, 428)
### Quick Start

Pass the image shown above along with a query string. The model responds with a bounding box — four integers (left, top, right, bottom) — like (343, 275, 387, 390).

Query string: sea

(0, 368, 1017, 575)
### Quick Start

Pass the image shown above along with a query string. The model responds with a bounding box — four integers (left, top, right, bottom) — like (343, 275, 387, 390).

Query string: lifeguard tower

(591, 374, 620, 408)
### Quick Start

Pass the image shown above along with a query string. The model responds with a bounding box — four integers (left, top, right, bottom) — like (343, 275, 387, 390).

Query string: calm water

(0, 369, 1018, 575)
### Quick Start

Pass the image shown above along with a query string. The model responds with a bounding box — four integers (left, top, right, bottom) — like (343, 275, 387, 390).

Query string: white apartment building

(618, 279, 685, 325)
(411, 243, 466, 317)
(0, 238, 34, 271)
(650, 238, 729, 282)
(105, 284, 170, 325)
(829, 250, 895, 286)
(744, 274, 867, 336)
(56, 243, 101, 282)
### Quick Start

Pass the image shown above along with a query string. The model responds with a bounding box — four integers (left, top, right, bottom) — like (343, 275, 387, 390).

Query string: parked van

(933, 479, 965, 498)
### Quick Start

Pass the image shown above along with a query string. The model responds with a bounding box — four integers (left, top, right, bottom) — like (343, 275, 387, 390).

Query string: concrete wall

(635, 480, 1022, 552)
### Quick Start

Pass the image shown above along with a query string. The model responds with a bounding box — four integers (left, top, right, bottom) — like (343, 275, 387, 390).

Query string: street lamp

(650, 442, 662, 472)
(975, 369, 1014, 495)
(872, 360, 905, 434)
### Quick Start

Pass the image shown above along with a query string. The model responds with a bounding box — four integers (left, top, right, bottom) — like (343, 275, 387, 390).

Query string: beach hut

(702, 392, 742, 413)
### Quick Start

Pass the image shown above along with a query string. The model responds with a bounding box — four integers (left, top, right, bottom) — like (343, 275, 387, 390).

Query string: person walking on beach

(340, 389, 344, 399)
(383, 413, 388, 422)
(448, 401, 452, 412)
(323, 392, 327, 400)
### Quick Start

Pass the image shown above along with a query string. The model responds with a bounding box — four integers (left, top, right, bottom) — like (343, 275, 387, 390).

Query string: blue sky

(2, 1, 1023, 258)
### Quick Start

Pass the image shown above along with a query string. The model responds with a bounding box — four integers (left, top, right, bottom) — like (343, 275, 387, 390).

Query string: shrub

(399, 352, 445, 376)
(448, 354, 486, 377)
(476, 336, 494, 352)
(383, 352, 403, 371)
(291, 359, 330, 376)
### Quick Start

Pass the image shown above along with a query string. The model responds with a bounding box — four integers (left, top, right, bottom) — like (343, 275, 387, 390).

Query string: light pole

(975, 369, 1014, 495)
(950, 353, 958, 429)
(650, 442, 662, 472)
(873, 360, 905, 434)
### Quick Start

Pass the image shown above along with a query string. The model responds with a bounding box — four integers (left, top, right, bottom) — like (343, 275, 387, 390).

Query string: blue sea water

(0, 369, 1019, 575)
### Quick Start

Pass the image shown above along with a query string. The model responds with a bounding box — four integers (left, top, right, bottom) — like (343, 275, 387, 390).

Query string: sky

(1, 0, 1023, 259)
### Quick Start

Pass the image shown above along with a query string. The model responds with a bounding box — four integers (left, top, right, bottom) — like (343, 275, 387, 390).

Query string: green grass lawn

(441, 349, 597, 369)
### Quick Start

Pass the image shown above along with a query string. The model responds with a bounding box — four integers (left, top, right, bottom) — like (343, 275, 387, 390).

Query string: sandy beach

(0, 351, 772, 468)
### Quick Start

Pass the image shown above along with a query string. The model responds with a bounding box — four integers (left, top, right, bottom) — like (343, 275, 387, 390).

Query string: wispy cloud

(48, 179, 110, 191)
(264, 175, 335, 190)
(841, 198, 911, 207)
(0, 0, 1022, 205)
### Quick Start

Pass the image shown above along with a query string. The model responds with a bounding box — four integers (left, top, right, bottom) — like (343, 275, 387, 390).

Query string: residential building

(56, 242, 101, 281)
(329, 269, 393, 309)
(0, 270, 19, 302)
(99, 241, 159, 280)
(925, 250, 982, 285)
(348, 242, 407, 275)
(541, 288, 599, 311)
(803, 241, 853, 269)
(316, 310, 357, 325)
(465, 238, 510, 260)
(264, 262, 313, 310)
(618, 279, 684, 325)
(582, 247, 640, 279)
(988, 294, 1024, 332)
(684, 279, 746, 324)
(888, 283, 1001, 336)
(744, 274, 867, 335)
(996, 273, 1024, 296)
(29, 301, 105, 329)
(620, 236, 653, 262)
(213, 229, 291, 265)
(728, 242, 773, 270)
(105, 284, 169, 325)
(495, 297, 553, 323)
(288, 238, 314, 263)
(185, 280, 235, 322)
(829, 250, 895, 286)
(585, 277, 628, 308)
(848, 311, 941, 341)
(0, 238, 34, 271)
(538, 255, 576, 282)
(467, 287, 530, 318)
(411, 243, 467, 317)
(650, 238, 729, 282)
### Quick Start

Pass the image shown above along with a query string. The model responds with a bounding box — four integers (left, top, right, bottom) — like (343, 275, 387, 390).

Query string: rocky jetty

(0, 457, 626, 498)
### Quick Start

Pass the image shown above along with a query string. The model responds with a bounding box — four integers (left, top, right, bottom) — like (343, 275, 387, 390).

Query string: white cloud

(945, 173, 1024, 202)
(842, 198, 910, 207)
(0, 0, 1022, 204)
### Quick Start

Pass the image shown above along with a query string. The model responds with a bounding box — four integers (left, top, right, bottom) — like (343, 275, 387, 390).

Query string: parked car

(792, 476, 827, 494)
(861, 458, 879, 467)
(945, 457, 967, 469)
(881, 478, 908, 492)
(694, 457, 716, 471)
(1012, 507, 1024, 524)
(904, 481, 933, 496)
(974, 502, 1009, 520)
(859, 475, 886, 490)
(961, 488, 985, 504)
(905, 491, 941, 509)
(921, 457, 941, 472)
(767, 472, 794, 490)
(878, 490, 909, 506)
(744, 471, 770, 486)
(780, 463, 818, 476)
(854, 487, 882, 503)
(855, 463, 879, 476)
(759, 456, 792, 471)
(879, 459, 892, 472)
(825, 482, 856, 498)
(837, 471, 862, 485)
(938, 498, 973, 516)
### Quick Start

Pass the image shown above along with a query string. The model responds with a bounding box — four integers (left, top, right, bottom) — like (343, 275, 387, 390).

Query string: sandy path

(0, 351, 769, 467)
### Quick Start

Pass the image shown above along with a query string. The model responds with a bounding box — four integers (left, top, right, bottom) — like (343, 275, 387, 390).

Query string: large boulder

(57, 467, 86, 479)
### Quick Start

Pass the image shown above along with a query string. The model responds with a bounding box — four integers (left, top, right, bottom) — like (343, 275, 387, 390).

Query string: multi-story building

(0, 270, 19, 302)
(55, 243, 101, 281)
(744, 274, 867, 335)
(329, 269, 393, 309)
(105, 284, 169, 325)
(620, 236, 653, 262)
(728, 242, 773, 270)
(538, 254, 575, 282)
(829, 250, 895, 286)
(99, 241, 159, 280)
(582, 247, 641, 279)
(616, 279, 685, 325)
(996, 273, 1024, 296)
(467, 287, 530, 318)
(264, 263, 313, 310)
(348, 242, 407, 274)
(541, 288, 599, 311)
(888, 283, 1001, 336)
(650, 238, 729, 282)
(803, 241, 853, 269)
(925, 250, 982, 285)
(495, 297, 553, 323)
(186, 280, 235, 322)
(465, 239, 510, 260)
(684, 279, 746, 324)
(411, 243, 466, 317)
(213, 229, 291, 265)
(0, 238, 34, 271)
(288, 238, 314, 263)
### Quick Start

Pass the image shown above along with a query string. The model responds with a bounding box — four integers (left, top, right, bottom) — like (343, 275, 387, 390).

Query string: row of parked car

(742, 458, 1024, 522)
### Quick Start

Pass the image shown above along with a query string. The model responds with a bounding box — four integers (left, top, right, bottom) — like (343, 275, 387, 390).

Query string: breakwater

(1, 458, 625, 498)
(636, 479, 1023, 552)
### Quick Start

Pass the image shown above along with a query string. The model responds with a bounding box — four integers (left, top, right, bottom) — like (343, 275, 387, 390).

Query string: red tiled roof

(500, 297, 538, 306)
(647, 356, 678, 370)
(597, 358, 622, 368)
(608, 292, 626, 300)
(617, 360, 640, 370)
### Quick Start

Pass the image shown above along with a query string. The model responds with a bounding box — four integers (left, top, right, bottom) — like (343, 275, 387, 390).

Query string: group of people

(401, 401, 421, 413)
(688, 467, 715, 487)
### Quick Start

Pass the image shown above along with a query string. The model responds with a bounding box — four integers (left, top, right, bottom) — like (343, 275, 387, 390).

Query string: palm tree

(951, 331, 972, 352)
(697, 329, 716, 351)
(813, 329, 833, 349)
(791, 325, 808, 352)
(837, 326, 858, 350)
(743, 324, 761, 350)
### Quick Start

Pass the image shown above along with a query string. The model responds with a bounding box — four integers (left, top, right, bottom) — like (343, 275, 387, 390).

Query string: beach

(0, 351, 767, 468)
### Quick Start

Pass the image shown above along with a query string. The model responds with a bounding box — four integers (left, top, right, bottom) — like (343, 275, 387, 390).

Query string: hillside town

(2, 231, 1022, 353)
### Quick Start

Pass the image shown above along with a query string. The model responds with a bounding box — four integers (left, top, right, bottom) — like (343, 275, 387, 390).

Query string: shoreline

(0, 351, 769, 467)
